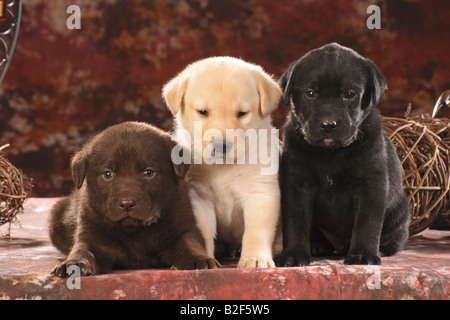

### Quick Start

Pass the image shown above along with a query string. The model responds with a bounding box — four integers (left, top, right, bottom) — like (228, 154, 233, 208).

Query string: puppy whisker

(357, 129, 365, 142)
(145, 215, 159, 226)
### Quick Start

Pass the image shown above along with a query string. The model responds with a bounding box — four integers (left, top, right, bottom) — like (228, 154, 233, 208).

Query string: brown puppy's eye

(143, 168, 155, 179)
(237, 111, 248, 118)
(102, 170, 114, 180)
(197, 110, 208, 117)
(305, 90, 315, 98)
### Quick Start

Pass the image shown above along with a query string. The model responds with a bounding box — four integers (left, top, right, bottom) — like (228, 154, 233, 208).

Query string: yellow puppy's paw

(237, 257, 275, 268)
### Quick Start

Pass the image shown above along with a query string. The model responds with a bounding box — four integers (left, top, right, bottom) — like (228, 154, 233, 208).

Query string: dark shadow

(0, 237, 48, 248)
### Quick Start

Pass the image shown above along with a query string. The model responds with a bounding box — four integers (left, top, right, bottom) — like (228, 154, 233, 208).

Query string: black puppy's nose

(320, 120, 337, 132)
(119, 198, 137, 211)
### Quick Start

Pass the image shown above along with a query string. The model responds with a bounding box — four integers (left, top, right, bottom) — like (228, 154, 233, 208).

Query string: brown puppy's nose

(119, 198, 137, 212)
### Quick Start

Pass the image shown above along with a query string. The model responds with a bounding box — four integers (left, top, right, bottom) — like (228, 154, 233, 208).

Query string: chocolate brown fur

(49, 122, 219, 277)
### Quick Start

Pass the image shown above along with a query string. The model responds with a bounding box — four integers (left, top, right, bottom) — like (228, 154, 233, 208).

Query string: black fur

(276, 43, 410, 266)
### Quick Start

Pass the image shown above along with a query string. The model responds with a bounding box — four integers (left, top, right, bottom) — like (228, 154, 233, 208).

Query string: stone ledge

(1, 198, 449, 300)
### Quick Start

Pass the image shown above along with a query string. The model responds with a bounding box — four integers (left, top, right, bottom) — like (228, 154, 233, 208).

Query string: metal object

(432, 90, 450, 119)
(0, 0, 22, 86)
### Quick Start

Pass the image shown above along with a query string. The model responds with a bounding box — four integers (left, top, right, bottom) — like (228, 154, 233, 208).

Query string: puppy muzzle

(107, 196, 160, 227)
(208, 139, 234, 158)
(302, 118, 358, 149)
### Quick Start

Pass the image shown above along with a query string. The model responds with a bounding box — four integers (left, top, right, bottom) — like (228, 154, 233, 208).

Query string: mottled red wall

(0, 0, 449, 196)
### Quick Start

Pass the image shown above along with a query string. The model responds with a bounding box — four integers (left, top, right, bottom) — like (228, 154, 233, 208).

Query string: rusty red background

(0, 0, 449, 196)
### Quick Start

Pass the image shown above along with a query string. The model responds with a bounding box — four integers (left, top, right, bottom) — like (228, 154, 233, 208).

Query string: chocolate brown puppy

(49, 121, 219, 277)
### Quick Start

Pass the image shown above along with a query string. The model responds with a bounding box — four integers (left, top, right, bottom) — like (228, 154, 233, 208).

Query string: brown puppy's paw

(174, 256, 221, 270)
(52, 258, 97, 278)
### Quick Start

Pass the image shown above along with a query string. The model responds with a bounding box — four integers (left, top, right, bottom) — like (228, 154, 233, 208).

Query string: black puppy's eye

(237, 111, 248, 118)
(305, 90, 315, 98)
(102, 170, 114, 180)
(143, 168, 155, 179)
(197, 110, 208, 117)
(344, 91, 356, 99)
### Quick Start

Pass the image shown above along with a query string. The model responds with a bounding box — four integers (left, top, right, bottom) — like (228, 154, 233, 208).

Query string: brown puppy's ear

(361, 58, 387, 109)
(162, 71, 189, 115)
(278, 60, 300, 107)
(71, 147, 90, 189)
(168, 139, 191, 179)
(173, 161, 190, 179)
(254, 68, 282, 118)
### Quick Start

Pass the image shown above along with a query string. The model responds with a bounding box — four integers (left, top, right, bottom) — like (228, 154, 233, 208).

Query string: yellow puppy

(162, 57, 282, 268)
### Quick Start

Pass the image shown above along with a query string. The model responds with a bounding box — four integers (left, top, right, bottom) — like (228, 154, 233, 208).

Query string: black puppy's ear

(278, 60, 299, 107)
(361, 59, 387, 109)
(71, 147, 90, 189)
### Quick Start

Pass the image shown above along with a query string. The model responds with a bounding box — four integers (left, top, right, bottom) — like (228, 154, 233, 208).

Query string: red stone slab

(0, 198, 449, 300)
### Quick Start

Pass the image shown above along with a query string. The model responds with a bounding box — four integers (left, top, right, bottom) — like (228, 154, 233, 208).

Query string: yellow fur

(163, 57, 283, 268)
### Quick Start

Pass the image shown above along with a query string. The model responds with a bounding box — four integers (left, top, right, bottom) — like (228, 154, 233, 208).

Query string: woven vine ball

(382, 106, 450, 235)
(0, 144, 31, 238)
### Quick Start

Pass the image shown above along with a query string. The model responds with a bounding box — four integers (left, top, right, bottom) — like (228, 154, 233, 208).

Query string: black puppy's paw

(344, 253, 381, 265)
(52, 258, 97, 278)
(275, 252, 311, 267)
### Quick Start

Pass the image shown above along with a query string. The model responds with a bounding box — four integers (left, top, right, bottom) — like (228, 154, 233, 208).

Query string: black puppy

(49, 121, 220, 276)
(276, 43, 410, 266)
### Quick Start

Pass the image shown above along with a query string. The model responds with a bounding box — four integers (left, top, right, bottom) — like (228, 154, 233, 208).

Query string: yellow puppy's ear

(255, 69, 282, 118)
(162, 72, 189, 115)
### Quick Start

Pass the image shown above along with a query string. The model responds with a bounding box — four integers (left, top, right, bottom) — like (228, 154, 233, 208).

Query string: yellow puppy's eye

(237, 111, 248, 118)
(197, 110, 208, 117)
